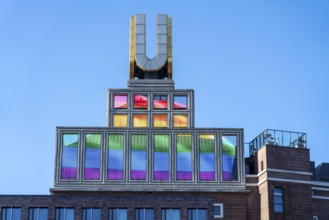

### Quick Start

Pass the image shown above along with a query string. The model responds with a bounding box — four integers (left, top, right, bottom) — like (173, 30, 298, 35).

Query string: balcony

(249, 129, 307, 155)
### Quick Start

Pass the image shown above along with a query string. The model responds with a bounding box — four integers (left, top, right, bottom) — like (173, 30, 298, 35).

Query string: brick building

(1, 14, 329, 220)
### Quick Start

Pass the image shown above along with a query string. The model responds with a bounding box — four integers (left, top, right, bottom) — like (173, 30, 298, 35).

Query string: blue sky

(0, 0, 328, 194)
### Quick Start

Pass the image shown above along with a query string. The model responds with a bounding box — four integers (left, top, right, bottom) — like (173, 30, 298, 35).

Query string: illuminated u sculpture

(130, 14, 172, 79)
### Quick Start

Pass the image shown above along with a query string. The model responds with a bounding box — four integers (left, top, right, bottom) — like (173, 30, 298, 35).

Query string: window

(176, 134, 192, 180)
(84, 134, 101, 180)
(313, 216, 319, 220)
(274, 187, 283, 213)
(130, 134, 147, 180)
(133, 115, 148, 127)
(154, 95, 168, 109)
(82, 208, 101, 220)
(173, 115, 188, 128)
(134, 95, 148, 109)
(153, 134, 170, 180)
(55, 208, 74, 220)
(29, 208, 48, 220)
(261, 161, 264, 171)
(1, 208, 21, 220)
(187, 209, 206, 220)
(199, 134, 215, 181)
(153, 114, 168, 128)
(114, 94, 128, 109)
(61, 134, 79, 180)
(113, 115, 128, 127)
(135, 208, 154, 220)
(173, 95, 187, 109)
(109, 208, 127, 220)
(213, 204, 223, 218)
(108, 134, 125, 180)
(162, 209, 180, 220)
(222, 135, 238, 181)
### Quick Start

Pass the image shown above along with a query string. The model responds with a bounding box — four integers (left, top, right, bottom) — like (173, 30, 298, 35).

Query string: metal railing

(249, 129, 307, 155)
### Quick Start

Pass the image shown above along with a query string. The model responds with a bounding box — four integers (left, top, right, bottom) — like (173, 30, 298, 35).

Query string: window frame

(108, 208, 128, 220)
(113, 94, 129, 109)
(83, 133, 102, 181)
(55, 208, 75, 220)
(213, 203, 223, 218)
(133, 94, 149, 109)
(112, 114, 128, 128)
(161, 208, 180, 220)
(1, 207, 21, 220)
(135, 208, 154, 220)
(82, 208, 101, 220)
(153, 94, 168, 110)
(28, 207, 48, 220)
(274, 187, 284, 213)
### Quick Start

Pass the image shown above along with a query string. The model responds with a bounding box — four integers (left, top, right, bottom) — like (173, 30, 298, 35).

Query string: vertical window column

(28, 208, 48, 220)
(130, 134, 147, 180)
(82, 208, 101, 220)
(135, 208, 154, 220)
(109, 208, 127, 220)
(55, 208, 74, 220)
(153, 134, 170, 181)
(84, 134, 101, 180)
(2, 208, 21, 220)
(199, 134, 215, 181)
(108, 134, 125, 180)
(61, 134, 79, 180)
(176, 134, 193, 181)
(221, 135, 238, 181)
(274, 188, 284, 213)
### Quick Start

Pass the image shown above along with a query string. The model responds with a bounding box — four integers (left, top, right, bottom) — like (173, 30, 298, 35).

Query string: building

(1, 14, 329, 220)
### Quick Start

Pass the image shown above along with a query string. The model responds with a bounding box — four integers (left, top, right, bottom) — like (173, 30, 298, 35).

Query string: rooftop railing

(249, 129, 307, 155)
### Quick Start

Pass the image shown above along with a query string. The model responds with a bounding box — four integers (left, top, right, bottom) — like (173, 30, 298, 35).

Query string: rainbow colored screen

(199, 134, 215, 181)
(61, 134, 79, 180)
(173, 115, 188, 128)
(176, 134, 192, 180)
(153, 95, 168, 109)
(153, 115, 168, 128)
(222, 135, 238, 181)
(114, 95, 128, 109)
(108, 134, 124, 180)
(134, 95, 148, 109)
(173, 95, 187, 109)
(133, 115, 148, 127)
(153, 134, 169, 180)
(84, 134, 101, 180)
(130, 134, 147, 180)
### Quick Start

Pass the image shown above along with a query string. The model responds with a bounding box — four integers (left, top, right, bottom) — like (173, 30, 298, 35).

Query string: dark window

(213, 204, 223, 218)
(55, 208, 74, 220)
(82, 208, 101, 220)
(261, 161, 264, 171)
(135, 208, 154, 220)
(274, 188, 283, 212)
(161, 208, 180, 220)
(1, 208, 21, 220)
(188, 208, 206, 220)
(28, 208, 48, 220)
(109, 208, 127, 220)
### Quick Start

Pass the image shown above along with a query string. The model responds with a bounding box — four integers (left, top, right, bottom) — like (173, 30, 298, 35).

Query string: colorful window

(153, 114, 168, 128)
(222, 135, 238, 181)
(133, 115, 148, 127)
(173, 95, 187, 109)
(161, 209, 180, 220)
(199, 134, 215, 181)
(108, 134, 124, 180)
(173, 115, 188, 128)
(82, 208, 101, 220)
(109, 208, 127, 220)
(187, 209, 206, 220)
(2, 208, 21, 220)
(113, 94, 128, 109)
(153, 134, 170, 181)
(154, 95, 168, 109)
(134, 94, 148, 109)
(55, 208, 74, 220)
(29, 208, 48, 220)
(176, 134, 192, 180)
(113, 115, 128, 127)
(135, 208, 154, 220)
(84, 134, 101, 180)
(61, 134, 79, 180)
(130, 134, 147, 180)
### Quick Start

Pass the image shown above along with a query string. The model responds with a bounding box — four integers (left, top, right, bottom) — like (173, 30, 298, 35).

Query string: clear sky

(0, 0, 328, 194)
